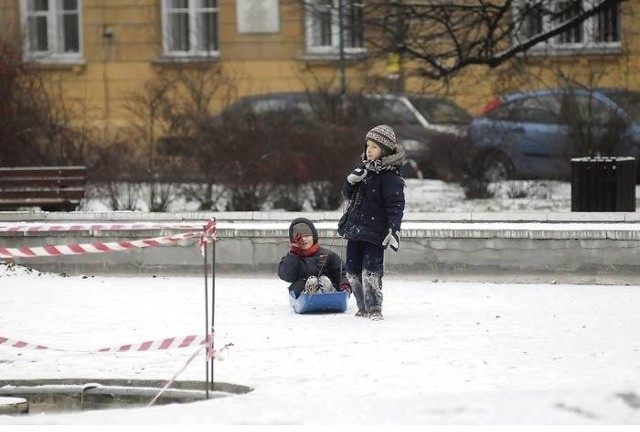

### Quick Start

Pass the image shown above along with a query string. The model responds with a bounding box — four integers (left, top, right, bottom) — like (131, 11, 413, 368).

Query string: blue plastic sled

(289, 291, 349, 314)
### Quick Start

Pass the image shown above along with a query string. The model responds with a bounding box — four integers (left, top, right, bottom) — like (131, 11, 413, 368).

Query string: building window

(515, 0, 621, 52)
(555, 1, 584, 45)
(20, 0, 82, 62)
(162, 0, 219, 57)
(305, 0, 365, 55)
(518, 2, 544, 39)
(594, 0, 619, 42)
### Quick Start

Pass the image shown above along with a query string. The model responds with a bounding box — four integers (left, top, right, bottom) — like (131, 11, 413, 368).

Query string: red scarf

(291, 242, 321, 257)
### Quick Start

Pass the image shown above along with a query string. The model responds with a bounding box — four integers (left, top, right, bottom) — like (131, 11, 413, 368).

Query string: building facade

(0, 0, 638, 141)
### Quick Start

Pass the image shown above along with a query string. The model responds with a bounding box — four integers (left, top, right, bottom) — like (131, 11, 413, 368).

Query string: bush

(163, 107, 361, 211)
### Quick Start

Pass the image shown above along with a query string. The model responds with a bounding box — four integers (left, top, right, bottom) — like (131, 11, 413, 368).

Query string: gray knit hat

(366, 124, 397, 154)
(292, 222, 312, 238)
(288, 218, 318, 243)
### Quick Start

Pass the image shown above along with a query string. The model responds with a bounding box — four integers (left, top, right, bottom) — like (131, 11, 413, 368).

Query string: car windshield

(600, 90, 640, 123)
(408, 96, 472, 125)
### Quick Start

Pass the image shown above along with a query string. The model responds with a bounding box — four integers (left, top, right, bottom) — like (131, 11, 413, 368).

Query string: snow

(82, 179, 579, 213)
(1, 267, 639, 426)
(1, 179, 640, 426)
(404, 179, 575, 213)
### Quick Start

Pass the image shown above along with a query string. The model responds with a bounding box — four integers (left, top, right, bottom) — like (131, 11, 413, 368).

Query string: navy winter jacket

(338, 162, 405, 246)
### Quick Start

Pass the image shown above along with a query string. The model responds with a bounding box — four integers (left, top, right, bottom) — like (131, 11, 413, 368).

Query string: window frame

(304, 0, 365, 56)
(19, 0, 84, 63)
(514, 0, 622, 54)
(161, 0, 220, 58)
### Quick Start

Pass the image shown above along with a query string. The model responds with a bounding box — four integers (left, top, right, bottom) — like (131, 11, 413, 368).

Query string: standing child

(278, 217, 351, 299)
(337, 124, 405, 320)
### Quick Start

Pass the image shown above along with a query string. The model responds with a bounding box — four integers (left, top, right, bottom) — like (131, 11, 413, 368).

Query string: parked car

(469, 87, 640, 181)
(212, 92, 472, 179)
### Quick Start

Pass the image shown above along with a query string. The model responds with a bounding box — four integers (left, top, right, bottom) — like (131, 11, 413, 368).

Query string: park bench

(0, 166, 87, 211)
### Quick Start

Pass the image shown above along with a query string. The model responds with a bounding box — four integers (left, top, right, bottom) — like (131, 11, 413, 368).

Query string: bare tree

(113, 66, 239, 211)
(295, 0, 625, 81)
(0, 37, 92, 167)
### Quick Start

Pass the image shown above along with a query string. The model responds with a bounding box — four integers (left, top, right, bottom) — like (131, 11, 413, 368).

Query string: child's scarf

(297, 242, 321, 257)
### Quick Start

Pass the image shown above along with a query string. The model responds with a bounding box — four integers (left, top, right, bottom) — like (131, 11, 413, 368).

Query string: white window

(162, 0, 219, 57)
(305, 0, 365, 55)
(20, 0, 82, 62)
(516, 0, 621, 52)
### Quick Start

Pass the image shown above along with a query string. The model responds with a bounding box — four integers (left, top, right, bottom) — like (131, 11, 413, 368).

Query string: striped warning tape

(0, 335, 207, 353)
(0, 232, 198, 258)
(147, 333, 233, 406)
(0, 218, 217, 258)
(0, 222, 207, 233)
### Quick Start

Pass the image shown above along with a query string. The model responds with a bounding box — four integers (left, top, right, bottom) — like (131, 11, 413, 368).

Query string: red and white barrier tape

(198, 218, 217, 255)
(0, 335, 207, 353)
(0, 232, 197, 258)
(0, 218, 217, 258)
(147, 332, 232, 407)
(0, 222, 206, 233)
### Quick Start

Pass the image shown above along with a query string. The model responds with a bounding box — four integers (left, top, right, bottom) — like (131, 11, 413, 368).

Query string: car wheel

(401, 159, 424, 179)
(476, 152, 513, 182)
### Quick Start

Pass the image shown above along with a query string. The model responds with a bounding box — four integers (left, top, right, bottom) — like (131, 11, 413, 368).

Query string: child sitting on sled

(278, 217, 351, 299)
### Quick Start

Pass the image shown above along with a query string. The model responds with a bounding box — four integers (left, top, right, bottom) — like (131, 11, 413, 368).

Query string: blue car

(468, 88, 640, 181)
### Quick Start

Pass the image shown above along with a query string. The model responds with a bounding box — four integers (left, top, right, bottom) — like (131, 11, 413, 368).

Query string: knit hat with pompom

(365, 124, 397, 154)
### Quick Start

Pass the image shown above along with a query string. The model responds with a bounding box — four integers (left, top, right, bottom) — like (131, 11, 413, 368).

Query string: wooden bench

(0, 166, 87, 211)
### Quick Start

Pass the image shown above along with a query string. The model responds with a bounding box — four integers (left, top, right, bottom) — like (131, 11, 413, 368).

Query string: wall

(1, 211, 640, 284)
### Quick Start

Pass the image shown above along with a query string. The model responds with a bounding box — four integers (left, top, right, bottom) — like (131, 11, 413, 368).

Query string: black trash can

(571, 156, 636, 212)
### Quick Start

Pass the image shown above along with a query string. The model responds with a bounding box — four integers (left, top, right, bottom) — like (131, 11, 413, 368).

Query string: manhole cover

(0, 378, 252, 414)
(0, 397, 29, 414)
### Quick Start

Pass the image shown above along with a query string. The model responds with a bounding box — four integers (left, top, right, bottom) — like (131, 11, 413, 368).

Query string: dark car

(212, 92, 472, 179)
(469, 87, 640, 181)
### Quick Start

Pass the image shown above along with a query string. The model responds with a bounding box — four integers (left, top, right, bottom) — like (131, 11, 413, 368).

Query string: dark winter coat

(338, 148, 406, 246)
(277, 218, 348, 296)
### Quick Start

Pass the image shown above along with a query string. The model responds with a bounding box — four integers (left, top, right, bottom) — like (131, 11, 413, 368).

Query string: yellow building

(1, 0, 638, 141)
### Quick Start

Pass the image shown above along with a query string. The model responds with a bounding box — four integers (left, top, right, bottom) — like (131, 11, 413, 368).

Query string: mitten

(347, 167, 367, 184)
(339, 283, 351, 293)
(382, 228, 400, 252)
(289, 234, 302, 254)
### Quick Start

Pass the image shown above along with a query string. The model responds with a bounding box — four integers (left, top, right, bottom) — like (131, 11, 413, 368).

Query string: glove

(339, 283, 351, 293)
(347, 167, 367, 184)
(382, 228, 400, 252)
(289, 234, 302, 254)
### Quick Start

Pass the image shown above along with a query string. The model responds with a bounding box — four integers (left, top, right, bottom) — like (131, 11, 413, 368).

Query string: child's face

(365, 140, 383, 161)
(297, 235, 314, 250)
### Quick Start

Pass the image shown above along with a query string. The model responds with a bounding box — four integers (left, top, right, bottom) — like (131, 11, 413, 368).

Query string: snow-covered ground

(1, 264, 639, 425)
(403, 179, 576, 213)
(1, 179, 640, 426)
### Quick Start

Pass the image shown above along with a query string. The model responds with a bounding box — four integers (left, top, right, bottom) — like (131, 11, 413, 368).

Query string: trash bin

(571, 156, 636, 212)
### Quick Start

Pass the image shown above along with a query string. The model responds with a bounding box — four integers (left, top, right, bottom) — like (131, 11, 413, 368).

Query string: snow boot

(304, 276, 319, 294)
(369, 310, 384, 321)
(318, 275, 335, 293)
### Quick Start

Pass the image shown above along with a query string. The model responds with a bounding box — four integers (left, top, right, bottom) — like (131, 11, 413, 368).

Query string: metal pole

(210, 240, 216, 391)
(338, 0, 346, 96)
(203, 244, 210, 399)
